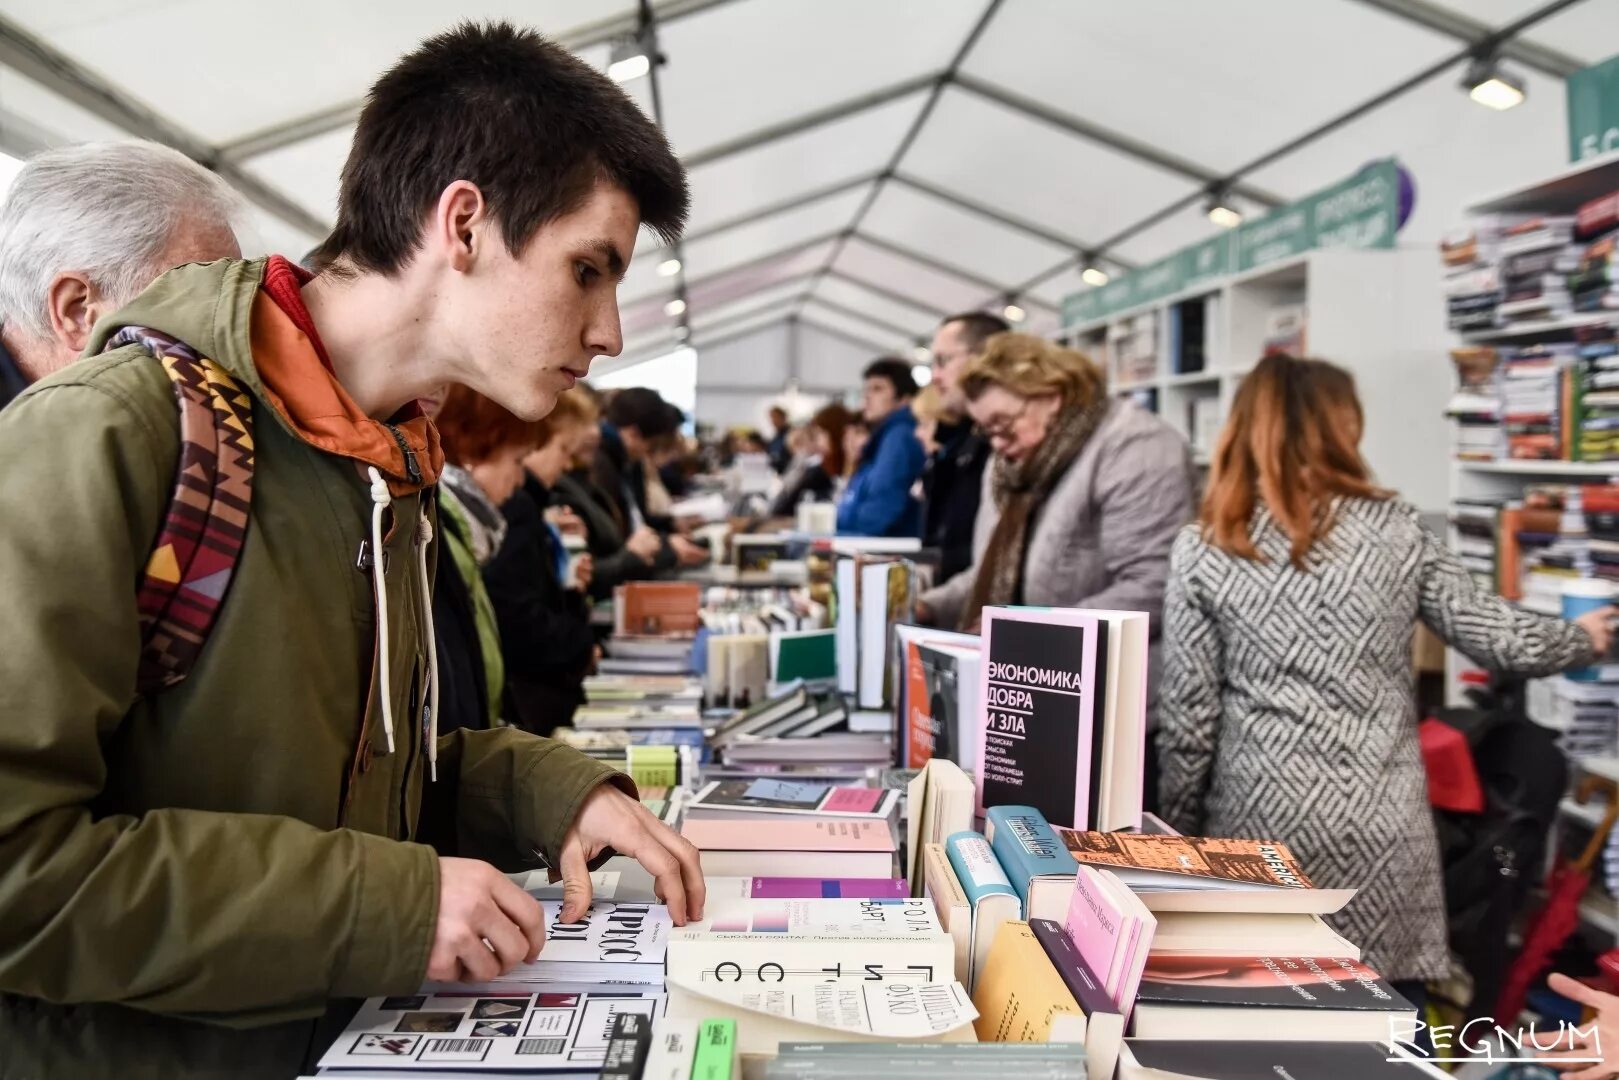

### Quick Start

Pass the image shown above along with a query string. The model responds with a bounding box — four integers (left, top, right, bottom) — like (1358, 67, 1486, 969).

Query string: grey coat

(919, 399, 1196, 714)
(1159, 498, 1594, 980)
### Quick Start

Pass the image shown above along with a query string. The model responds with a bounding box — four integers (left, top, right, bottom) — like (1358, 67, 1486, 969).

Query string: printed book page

(318, 984, 665, 1072)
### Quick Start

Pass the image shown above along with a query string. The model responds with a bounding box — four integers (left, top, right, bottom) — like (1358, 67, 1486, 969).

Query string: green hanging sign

(1568, 53, 1619, 161)
(1061, 158, 1401, 327)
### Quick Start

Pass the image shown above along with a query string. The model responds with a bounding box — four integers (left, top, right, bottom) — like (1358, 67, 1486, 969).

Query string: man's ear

(45, 270, 99, 357)
(433, 181, 489, 273)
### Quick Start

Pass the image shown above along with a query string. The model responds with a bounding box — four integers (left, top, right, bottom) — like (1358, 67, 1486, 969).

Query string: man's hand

(669, 535, 708, 567)
(625, 526, 662, 563)
(549, 506, 587, 537)
(552, 783, 706, 926)
(427, 857, 546, 983)
(573, 553, 594, 592)
(1542, 973, 1619, 1080)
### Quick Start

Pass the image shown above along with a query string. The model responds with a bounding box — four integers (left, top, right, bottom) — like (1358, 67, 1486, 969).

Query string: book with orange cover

(1055, 832, 1355, 914)
(615, 581, 702, 635)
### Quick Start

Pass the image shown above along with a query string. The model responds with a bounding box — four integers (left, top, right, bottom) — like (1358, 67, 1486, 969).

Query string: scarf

(439, 464, 508, 565)
(959, 398, 1109, 630)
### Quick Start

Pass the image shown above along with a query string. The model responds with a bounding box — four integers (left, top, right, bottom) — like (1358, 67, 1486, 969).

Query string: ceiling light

(657, 258, 682, 277)
(913, 344, 932, 364)
(1205, 191, 1243, 229)
(1002, 302, 1026, 324)
(1081, 265, 1110, 287)
(1463, 54, 1526, 110)
(912, 364, 934, 387)
(664, 298, 686, 317)
(607, 35, 652, 83)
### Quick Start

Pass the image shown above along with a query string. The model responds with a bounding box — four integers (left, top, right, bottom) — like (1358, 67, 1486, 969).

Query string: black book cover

(599, 1011, 651, 1080)
(1126, 1039, 1429, 1080)
(981, 614, 1102, 828)
(1136, 956, 1409, 1011)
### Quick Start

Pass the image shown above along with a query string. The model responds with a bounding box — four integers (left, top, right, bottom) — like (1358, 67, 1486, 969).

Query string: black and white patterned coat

(1159, 497, 1593, 981)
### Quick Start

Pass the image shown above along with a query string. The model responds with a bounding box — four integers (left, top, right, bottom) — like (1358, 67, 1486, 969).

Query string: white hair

(0, 140, 245, 339)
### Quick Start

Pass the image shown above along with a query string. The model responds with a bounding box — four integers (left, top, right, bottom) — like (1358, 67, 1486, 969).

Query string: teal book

(983, 805, 1079, 922)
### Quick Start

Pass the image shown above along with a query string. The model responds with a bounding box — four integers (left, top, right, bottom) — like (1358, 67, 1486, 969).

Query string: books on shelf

(1131, 955, 1411, 1041)
(317, 983, 665, 1072)
(970, 920, 1087, 1044)
(943, 831, 1021, 988)
(977, 606, 1148, 831)
(680, 817, 896, 878)
(1260, 304, 1307, 357)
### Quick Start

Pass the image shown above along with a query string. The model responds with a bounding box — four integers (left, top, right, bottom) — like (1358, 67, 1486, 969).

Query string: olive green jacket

(0, 259, 625, 1079)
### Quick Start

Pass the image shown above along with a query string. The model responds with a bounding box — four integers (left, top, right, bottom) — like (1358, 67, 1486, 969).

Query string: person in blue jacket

(837, 357, 926, 537)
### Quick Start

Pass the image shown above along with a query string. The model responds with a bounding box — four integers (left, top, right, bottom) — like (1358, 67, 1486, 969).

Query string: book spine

(944, 831, 1019, 909)
(600, 1011, 653, 1080)
(1029, 919, 1121, 1019)
(692, 1018, 737, 1080)
(642, 1018, 700, 1080)
(984, 806, 1080, 905)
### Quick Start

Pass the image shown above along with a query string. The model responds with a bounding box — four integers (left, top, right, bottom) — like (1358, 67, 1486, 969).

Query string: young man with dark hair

(924, 310, 1008, 583)
(765, 403, 792, 473)
(0, 23, 703, 1077)
(837, 356, 926, 538)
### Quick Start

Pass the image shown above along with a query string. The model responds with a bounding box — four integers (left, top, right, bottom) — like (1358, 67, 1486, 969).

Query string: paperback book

(318, 984, 664, 1072)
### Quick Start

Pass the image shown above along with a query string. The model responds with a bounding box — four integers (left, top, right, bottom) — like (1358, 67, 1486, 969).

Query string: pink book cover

(747, 877, 910, 899)
(1064, 865, 1132, 1001)
(681, 817, 895, 853)
(1115, 904, 1156, 1026)
(975, 606, 1102, 825)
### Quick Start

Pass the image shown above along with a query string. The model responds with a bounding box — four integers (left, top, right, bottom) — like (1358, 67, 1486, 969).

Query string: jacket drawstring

(366, 468, 398, 755)
(416, 513, 440, 781)
(366, 466, 442, 781)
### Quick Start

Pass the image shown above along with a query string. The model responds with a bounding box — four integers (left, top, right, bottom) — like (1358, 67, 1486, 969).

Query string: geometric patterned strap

(103, 326, 256, 695)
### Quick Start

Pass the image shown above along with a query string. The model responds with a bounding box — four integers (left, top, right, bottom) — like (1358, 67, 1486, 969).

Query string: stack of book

(1498, 216, 1577, 322)
(1501, 343, 1571, 460)
(1528, 675, 1619, 760)
(1572, 189, 1618, 313)
(1449, 497, 1503, 591)
(1441, 214, 1513, 330)
(1109, 313, 1158, 385)
(832, 544, 919, 727)
(556, 674, 708, 758)
(1445, 346, 1501, 461)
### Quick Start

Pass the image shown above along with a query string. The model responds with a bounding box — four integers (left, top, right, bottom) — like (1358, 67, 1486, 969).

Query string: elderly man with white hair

(0, 140, 242, 408)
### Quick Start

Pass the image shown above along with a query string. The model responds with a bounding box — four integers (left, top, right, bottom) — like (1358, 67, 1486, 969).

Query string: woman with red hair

(1160, 354, 1612, 1009)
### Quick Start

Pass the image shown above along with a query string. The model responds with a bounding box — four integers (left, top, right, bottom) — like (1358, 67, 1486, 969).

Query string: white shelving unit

(1067, 248, 1449, 509)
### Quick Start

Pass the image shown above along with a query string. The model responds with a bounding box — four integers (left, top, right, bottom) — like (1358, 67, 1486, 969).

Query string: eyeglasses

(978, 400, 1030, 443)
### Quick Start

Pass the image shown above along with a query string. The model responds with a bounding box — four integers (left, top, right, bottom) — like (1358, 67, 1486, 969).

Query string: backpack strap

(103, 326, 256, 694)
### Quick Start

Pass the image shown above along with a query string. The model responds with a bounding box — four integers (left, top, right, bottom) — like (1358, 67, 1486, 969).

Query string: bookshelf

(1066, 248, 1448, 508)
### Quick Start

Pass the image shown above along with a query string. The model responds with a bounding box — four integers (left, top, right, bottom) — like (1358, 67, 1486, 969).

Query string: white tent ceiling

(0, 0, 1613, 371)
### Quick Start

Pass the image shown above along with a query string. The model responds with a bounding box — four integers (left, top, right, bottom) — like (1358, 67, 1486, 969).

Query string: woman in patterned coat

(1159, 354, 1612, 1002)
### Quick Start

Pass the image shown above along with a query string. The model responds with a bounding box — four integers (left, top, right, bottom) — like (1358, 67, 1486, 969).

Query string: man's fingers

(457, 932, 500, 983)
(653, 822, 705, 922)
(1550, 973, 1608, 1010)
(491, 877, 546, 963)
(479, 909, 529, 976)
(557, 837, 595, 926)
(626, 831, 688, 924)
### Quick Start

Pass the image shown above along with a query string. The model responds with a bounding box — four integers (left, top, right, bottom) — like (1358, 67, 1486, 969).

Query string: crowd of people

(0, 19, 1617, 1080)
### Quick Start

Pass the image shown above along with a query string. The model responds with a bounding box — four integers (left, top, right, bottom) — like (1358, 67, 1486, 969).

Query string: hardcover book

(983, 805, 1080, 921)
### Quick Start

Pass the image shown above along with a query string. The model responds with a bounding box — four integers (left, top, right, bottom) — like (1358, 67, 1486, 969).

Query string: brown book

(1053, 833, 1356, 915)
(971, 921, 1087, 1045)
(614, 581, 701, 635)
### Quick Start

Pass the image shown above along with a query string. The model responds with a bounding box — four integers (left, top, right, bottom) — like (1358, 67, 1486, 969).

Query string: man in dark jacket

(924, 312, 1007, 583)
(837, 357, 926, 537)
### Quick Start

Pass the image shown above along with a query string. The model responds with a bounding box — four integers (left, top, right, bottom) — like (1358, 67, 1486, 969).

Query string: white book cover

(639, 1017, 700, 1080)
(317, 983, 665, 1072)
(669, 896, 953, 988)
(663, 978, 977, 1056)
(483, 901, 669, 985)
(835, 558, 859, 696)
